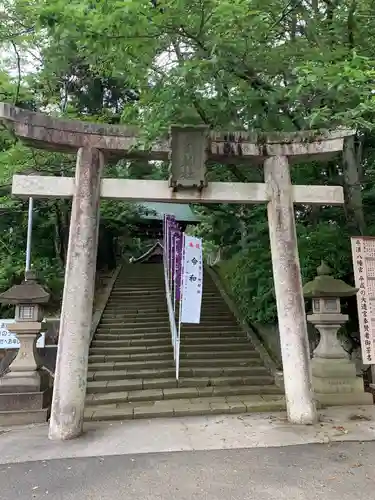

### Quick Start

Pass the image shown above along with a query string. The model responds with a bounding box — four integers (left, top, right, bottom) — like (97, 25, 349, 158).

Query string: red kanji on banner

(195, 244, 200, 248)
(189, 242, 194, 247)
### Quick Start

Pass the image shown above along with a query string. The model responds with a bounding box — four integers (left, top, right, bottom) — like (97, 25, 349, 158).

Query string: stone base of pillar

(0, 370, 41, 393)
(315, 392, 373, 406)
(0, 365, 51, 426)
(312, 358, 373, 406)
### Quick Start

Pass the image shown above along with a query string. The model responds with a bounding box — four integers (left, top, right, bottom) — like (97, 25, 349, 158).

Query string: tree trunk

(54, 200, 71, 264)
(343, 136, 366, 235)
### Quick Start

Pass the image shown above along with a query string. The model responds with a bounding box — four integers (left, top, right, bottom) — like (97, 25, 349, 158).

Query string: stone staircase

(84, 264, 285, 421)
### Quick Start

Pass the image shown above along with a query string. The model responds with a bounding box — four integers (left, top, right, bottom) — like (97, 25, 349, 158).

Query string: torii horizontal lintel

(12, 175, 344, 205)
(0, 103, 355, 164)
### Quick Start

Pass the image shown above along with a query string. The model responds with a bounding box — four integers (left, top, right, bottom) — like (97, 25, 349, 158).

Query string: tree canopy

(1, 0, 375, 328)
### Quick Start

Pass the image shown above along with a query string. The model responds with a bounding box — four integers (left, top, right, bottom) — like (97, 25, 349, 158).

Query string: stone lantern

(0, 270, 50, 424)
(303, 261, 372, 406)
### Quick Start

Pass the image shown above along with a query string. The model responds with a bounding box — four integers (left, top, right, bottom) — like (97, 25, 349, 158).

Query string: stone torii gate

(0, 103, 354, 440)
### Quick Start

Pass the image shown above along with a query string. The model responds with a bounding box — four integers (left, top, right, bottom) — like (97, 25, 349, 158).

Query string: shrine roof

(139, 202, 200, 223)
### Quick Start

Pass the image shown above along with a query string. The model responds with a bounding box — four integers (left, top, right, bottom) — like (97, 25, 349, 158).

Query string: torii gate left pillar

(0, 103, 354, 439)
(50, 148, 103, 439)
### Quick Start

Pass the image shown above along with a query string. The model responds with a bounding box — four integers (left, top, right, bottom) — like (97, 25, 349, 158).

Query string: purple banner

(174, 231, 183, 301)
(163, 214, 176, 276)
(163, 215, 184, 301)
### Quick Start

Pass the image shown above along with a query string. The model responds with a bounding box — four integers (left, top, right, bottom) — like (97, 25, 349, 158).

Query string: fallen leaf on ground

(349, 414, 371, 421)
(333, 426, 348, 433)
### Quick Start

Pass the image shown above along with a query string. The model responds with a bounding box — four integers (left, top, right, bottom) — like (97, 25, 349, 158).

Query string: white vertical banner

(180, 235, 203, 324)
(351, 236, 375, 364)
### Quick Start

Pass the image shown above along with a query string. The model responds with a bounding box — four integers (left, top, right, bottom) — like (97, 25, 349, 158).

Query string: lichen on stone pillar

(264, 155, 317, 425)
(49, 147, 104, 441)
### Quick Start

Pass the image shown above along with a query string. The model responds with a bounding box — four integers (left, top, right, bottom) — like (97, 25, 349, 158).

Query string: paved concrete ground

(1, 442, 375, 499)
(1, 406, 375, 465)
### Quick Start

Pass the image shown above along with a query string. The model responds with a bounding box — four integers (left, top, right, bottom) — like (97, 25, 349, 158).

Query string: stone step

(107, 294, 222, 301)
(96, 325, 242, 334)
(105, 301, 166, 307)
(94, 332, 244, 342)
(86, 384, 283, 406)
(88, 358, 174, 370)
(89, 345, 173, 356)
(94, 331, 170, 339)
(89, 354, 173, 363)
(88, 357, 264, 373)
(169, 357, 262, 369)
(110, 291, 219, 297)
(112, 289, 164, 293)
(92, 339, 256, 355)
(86, 375, 275, 393)
(108, 292, 165, 297)
(184, 345, 257, 354)
(106, 295, 166, 301)
(102, 310, 232, 319)
(99, 320, 238, 330)
(103, 307, 170, 312)
(99, 319, 170, 327)
(89, 350, 173, 362)
(86, 263, 284, 422)
(181, 335, 247, 342)
(88, 367, 176, 381)
(105, 298, 220, 304)
(116, 286, 219, 291)
(91, 339, 172, 348)
(87, 354, 262, 372)
(88, 352, 173, 364)
(0, 409, 48, 426)
(100, 316, 233, 324)
(88, 366, 268, 382)
(115, 282, 164, 286)
(94, 332, 247, 343)
(88, 348, 259, 365)
(91, 342, 256, 357)
(84, 395, 286, 422)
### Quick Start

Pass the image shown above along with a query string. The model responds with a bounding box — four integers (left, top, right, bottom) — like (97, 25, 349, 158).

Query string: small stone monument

(0, 270, 51, 425)
(303, 262, 373, 406)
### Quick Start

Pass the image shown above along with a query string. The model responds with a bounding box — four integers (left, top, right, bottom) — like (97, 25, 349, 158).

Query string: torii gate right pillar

(265, 155, 316, 424)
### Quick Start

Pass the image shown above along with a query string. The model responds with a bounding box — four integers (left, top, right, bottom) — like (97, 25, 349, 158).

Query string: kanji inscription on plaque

(351, 237, 375, 364)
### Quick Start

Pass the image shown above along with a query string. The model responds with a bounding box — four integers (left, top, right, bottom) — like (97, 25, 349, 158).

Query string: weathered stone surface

(264, 155, 316, 425)
(134, 401, 174, 419)
(12, 174, 346, 205)
(1, 103, 353, 163)
(315, 392, 373, 406)
(0, 391, 44, 411)
(49, 147, 104, 441)
(90, 391, 129, 405)
(83, 263, 284, 423)
(107, 379, 143, 391)
(92, 406, 134, 421)
(173, 401, 213, 417)
(86, 381, 108, 393)
(0, 408, 47, 426)
(128, 389, 163, 402)
(163, 387, 199, 399)
(143, 378, 177, 390)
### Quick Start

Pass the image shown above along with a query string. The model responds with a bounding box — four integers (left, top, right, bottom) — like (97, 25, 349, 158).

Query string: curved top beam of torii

(0, 102, 354, 164)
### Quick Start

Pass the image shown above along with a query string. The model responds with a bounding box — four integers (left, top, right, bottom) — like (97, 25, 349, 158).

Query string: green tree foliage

(1, 0, 375, 328)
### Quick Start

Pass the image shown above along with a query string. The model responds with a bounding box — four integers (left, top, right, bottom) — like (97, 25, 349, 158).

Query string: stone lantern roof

(303, 261, 357, 298)
(0, 270, 50, 305)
